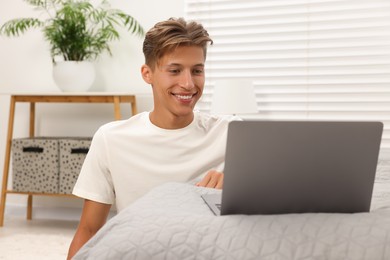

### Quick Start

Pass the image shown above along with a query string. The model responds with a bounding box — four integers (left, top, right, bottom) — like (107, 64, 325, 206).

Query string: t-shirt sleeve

(72, 126, 115, 204)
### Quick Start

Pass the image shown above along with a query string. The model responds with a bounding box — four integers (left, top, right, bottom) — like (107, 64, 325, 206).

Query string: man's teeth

(175, 94, 193, 100)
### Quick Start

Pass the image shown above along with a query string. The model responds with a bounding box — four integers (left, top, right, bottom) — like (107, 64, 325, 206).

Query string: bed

(74, 178, 390, 260)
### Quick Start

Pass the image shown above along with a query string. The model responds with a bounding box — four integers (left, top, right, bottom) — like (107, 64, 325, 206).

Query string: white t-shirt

(73, 111, 236, 212)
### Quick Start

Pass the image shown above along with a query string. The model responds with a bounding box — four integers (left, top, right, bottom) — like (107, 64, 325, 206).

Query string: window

(185, 0, 390, 151)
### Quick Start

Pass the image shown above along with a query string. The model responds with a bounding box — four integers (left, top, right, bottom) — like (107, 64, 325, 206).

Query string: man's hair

(143, 17, 213, 69)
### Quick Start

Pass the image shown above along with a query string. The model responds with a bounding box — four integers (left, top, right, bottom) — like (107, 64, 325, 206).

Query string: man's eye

(193, 69, 204, 75)
(169, 69, 180, 74)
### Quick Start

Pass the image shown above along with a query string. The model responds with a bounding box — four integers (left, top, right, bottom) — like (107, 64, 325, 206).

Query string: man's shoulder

(194, 111, 240, 130)
(98, 112, 148, 133)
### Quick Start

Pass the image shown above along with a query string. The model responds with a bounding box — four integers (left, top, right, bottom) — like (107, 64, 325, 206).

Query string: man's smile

(172, 93, 197, 101)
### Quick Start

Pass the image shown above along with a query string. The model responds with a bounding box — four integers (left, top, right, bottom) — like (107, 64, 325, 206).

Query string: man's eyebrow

(165, 63, 181, 67)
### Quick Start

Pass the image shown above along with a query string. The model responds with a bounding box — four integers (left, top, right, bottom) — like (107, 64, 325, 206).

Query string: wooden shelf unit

(0, 93, 137, 226)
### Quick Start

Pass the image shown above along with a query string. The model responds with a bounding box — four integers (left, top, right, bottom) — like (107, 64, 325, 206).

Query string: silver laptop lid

(221, 120, 383, 215)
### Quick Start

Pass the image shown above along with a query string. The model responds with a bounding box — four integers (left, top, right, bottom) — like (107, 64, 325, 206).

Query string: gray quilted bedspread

(74, 183, 390, 260)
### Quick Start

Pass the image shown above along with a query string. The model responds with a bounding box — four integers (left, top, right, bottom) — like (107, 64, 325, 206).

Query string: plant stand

(0, 93, 137, 226)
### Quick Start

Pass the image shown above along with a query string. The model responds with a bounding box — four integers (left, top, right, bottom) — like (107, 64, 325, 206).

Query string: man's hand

(196, 170, 224, 189)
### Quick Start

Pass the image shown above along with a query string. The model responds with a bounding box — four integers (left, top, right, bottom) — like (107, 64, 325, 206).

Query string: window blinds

(185, 0, 390, 150)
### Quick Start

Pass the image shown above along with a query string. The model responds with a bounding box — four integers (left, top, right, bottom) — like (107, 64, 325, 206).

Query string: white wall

(0, 0, 184, 218)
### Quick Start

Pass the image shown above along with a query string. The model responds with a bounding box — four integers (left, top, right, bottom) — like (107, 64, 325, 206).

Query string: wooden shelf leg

(29, 102, 35, 137)
(131, 99, 138, 116)
(26, 101, 35, 221)
(0, 96, 16, 227)
(27, 195, 33, 220)
(113, 96, 121, 120)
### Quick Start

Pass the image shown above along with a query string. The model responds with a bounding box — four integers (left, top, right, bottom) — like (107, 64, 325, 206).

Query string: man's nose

(179, 70, 195, 89)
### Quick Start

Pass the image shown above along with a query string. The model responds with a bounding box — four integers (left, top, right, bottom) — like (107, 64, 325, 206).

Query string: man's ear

(141, 64, 153, 84)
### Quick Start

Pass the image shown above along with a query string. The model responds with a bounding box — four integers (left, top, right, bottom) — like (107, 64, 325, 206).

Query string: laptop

(202, 120, 383, 215)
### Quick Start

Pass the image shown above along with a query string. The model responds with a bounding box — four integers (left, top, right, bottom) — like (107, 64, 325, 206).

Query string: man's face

(142, 45, 205, 127)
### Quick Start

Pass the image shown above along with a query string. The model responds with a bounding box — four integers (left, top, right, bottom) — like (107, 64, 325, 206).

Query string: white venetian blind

(185, 0, 390, 149)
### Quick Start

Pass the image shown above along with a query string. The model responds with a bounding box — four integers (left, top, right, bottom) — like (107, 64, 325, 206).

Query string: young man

(67, 17, 236, 259)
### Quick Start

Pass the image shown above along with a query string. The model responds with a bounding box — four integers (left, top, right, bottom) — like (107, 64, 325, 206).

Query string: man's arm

(67, 199, 111, 259)
(196, 170, 224, 189)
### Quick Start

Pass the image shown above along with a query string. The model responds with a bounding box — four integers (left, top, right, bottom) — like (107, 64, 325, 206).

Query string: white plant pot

(53, 61, 96, 92)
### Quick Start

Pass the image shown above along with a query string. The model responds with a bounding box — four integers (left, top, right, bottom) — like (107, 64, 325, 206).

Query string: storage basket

(59, 138, 92, 194)
(11, 137, 92, 194)
(12, 138, 59, 193)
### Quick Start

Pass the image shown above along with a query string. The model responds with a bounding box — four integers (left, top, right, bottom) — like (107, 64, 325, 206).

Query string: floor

(0, 214, 79, 260)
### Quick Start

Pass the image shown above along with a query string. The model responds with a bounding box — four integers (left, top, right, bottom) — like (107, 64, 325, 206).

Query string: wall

(0, 0, 184, 219)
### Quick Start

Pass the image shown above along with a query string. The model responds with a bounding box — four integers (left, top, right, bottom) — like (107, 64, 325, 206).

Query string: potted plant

(0, 0, 144, 91)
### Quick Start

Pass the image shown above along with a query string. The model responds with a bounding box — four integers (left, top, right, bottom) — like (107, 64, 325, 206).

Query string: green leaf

(0, 18, 44, 36)
(1, 0, 145, 62)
